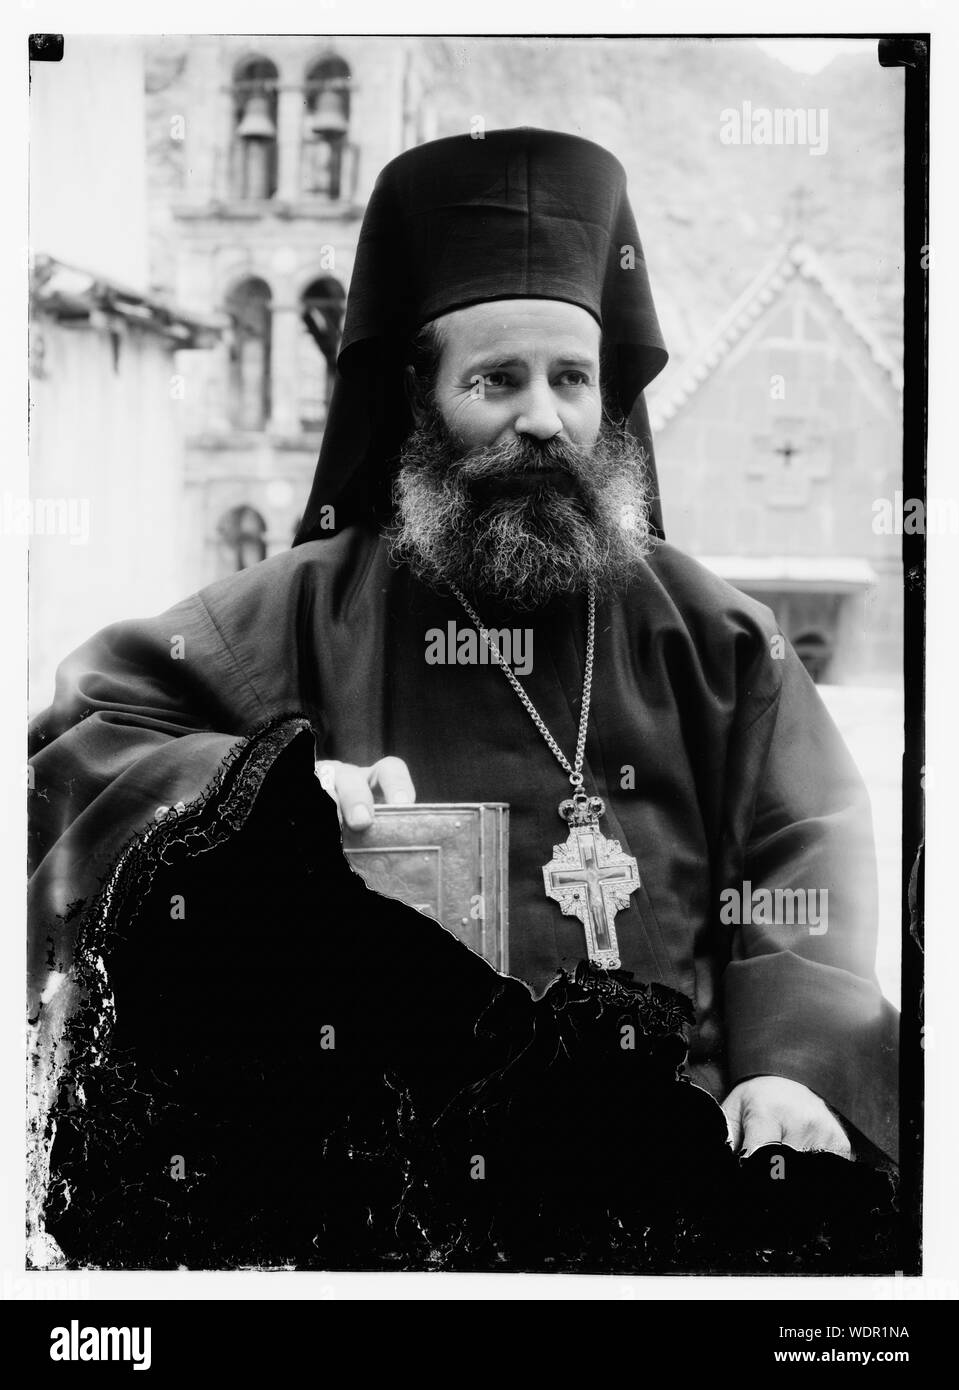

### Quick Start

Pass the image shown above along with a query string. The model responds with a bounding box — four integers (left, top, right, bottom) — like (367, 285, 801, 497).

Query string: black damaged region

(41, 721, 898, 1272)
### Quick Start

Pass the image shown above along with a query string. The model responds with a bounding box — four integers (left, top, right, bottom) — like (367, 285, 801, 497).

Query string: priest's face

(389, 298, 655, 610)
(429, 299, 605, 452)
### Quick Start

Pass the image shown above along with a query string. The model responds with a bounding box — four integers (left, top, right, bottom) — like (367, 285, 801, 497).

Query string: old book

(341, 803, 509, 972)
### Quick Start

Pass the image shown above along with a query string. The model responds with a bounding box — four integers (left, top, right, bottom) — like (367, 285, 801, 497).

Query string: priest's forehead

(432, 298, 601, 369)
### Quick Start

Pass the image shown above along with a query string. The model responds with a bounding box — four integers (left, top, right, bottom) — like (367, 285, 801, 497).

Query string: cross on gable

(785, 183, 813, 239)
(748, 420, 829, 507)
(543, 823, 640, 970)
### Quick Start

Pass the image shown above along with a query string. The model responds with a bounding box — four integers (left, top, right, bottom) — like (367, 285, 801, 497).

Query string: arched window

(225, 277, 272, 431)
(302, 56, 352, 200)
(218, 505, 267, 572)
(232, 57, 279, 200)
(299, 277, 345, 430)
(793, 629, 833, 684)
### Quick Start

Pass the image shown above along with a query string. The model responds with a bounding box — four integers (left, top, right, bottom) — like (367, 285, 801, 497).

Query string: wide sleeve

(718, 643, 899, 1162)
(28, 588, 284, 1006)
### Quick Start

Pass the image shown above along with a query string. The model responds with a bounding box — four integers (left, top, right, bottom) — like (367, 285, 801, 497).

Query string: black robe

(29, 529, 898, 1175)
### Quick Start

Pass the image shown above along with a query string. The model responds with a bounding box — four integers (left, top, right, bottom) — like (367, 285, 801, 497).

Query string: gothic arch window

(302, 56, 353, 200)
(218, 505, 267, 572)
(225, 277, 272, 431)
(231, 57, 279, 200)
(793, 629, 833, 684)
(299, 277, 345, 430)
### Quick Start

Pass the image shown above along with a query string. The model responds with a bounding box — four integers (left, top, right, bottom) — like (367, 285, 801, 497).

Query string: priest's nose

(513, 384, 563, 441)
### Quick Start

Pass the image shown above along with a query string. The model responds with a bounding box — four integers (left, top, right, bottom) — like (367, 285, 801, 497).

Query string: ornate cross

(543, 800, 641, 970)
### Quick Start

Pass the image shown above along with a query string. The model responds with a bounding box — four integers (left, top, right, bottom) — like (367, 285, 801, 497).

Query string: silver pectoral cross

(542, 792, 640, 970)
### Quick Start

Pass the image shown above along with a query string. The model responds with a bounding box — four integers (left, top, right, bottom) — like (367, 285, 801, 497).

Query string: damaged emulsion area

(29, 723, 898, 1273)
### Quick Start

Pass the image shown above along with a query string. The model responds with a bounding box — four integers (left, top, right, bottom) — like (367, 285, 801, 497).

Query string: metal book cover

(341, 803, 509, 972)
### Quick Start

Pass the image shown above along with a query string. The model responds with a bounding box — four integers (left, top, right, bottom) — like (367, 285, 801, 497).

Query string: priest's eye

(556, 371, 590, 387)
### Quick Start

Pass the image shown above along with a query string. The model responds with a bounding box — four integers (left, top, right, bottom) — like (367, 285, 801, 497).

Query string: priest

(28, 130, 899, 1262)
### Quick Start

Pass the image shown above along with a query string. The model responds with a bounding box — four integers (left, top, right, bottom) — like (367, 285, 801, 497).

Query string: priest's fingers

(369, 756, 416, 806)
(781, 1112, 853, 1160)
(314, 759, 376, 830)
(337, 762, 381, 829)
(314, 759, 342, 820)
(314, 757, 416, 829)
(821, 1115, 853, 1160)
(721, 1098, 744, 1153)
(739, 1114, 785, 1155)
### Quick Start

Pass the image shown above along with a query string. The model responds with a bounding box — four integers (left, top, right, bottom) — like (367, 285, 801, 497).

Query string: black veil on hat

(293, 127, 669, 545)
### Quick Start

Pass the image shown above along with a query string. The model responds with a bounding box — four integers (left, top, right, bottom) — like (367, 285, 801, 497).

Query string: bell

(308, 87, 349, 139)
(236, 93, 276, 141)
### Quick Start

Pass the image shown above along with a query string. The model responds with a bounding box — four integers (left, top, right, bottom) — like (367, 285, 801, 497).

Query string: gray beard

(387, 409, 657, 611)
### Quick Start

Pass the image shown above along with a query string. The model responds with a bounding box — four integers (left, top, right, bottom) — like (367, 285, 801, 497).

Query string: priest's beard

(388, 407, 656, 611)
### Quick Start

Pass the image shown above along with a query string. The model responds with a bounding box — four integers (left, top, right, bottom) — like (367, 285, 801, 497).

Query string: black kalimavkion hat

(294, 127, 668, 544)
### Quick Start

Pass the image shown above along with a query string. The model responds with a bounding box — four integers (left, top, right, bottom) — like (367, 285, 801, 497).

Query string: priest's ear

(404, 319, 444, 426)
(403, 363, 429, 427)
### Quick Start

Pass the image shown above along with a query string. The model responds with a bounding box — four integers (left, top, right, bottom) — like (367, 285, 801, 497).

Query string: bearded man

(28, 130, 898, 1266)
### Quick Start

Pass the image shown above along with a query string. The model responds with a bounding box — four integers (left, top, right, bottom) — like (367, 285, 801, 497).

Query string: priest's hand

(721, 1075, 853, 1159)
(314, 756, 416, 830)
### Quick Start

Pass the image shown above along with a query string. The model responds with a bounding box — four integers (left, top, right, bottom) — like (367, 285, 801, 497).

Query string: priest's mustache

(451, 434, 587, 501)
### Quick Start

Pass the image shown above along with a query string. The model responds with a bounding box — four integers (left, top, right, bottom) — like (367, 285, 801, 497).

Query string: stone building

(28, 37, 218, 712)
(148, 36, 434, 591)
(143, 38, 903, 689)
(649, 239, 903, 685)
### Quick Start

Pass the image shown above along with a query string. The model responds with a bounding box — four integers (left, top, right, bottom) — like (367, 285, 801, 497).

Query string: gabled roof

(647, 239, 903, 432)
(30, 254, 225, 348)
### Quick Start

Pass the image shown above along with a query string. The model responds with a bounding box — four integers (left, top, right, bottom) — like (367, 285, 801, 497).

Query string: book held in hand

(341, 803, 509, 972)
